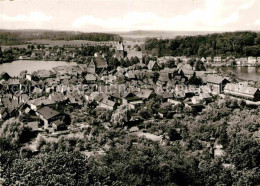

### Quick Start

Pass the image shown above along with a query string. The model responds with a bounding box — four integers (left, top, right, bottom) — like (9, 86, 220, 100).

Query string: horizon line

(0, 28, 259, 34)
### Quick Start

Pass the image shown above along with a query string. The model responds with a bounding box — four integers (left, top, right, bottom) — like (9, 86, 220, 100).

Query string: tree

(144, 56, 150, 65)
(125, 57, 130, 66)
(189, 76, 203, 85)
(133, 56, 140, 64)
(0, 46, 3, 58)
(168, 128, 181, 141)
(165, 59, 176, 68)
(4, 151, 90, 185)
(120, 58, 126, 67)
(138, 108, 152, 120)
(194, 60, 206, 71)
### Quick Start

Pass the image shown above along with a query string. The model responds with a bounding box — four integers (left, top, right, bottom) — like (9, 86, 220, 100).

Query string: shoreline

(0, 60, 77, 77)
(0, 59, 77, 65)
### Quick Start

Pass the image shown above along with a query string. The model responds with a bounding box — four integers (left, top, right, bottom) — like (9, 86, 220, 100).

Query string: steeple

(117, 41, 124, 51)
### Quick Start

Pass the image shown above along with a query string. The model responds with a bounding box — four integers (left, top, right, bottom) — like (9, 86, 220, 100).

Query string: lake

(219, 66, 260, 81)
(0, 60, 77, 77)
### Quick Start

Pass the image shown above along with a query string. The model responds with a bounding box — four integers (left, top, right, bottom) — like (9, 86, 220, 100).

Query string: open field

(117, 30, 220, 41)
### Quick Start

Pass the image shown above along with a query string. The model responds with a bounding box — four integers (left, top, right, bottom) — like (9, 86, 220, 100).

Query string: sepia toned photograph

(0, 0, 260, 185)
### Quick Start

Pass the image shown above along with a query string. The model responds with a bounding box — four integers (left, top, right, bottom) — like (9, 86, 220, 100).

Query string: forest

(144, 31, 260, 57)
(0, 30, 122, 45)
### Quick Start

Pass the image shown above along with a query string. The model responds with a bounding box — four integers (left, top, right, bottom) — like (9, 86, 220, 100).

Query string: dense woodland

(144, 32, 260, 57)
(0, 30, 121, 45)
(1, 97, 260, 185)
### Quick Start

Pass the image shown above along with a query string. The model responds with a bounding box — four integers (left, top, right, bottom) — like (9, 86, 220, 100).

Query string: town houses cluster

(1, 41, 260, 136)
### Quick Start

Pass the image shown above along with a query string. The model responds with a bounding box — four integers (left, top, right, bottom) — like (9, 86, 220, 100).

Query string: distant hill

(115, 30, 221, 41)
(0, 29, 122, 45)
(144, 31, 260, 57)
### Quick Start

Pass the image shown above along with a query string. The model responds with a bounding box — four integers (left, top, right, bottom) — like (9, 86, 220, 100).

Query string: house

(7, 79, 20, 93)
(135, 89, 155, 100)
(37, 106, 69, 131)
(67, 94, 83, 106)
(35, 70, 52, 79)
(174, 90, 186, 100)
(52, 120, 67, 131)
(85, 92, 105, 103)
(157, 74, 170, 90)
(56, 85, 69, 94)
(224, 82, 260, 101)
(100, 75, 117, 84)
(181, 69, 195, 79)
(110, 91, 124, 105)
(199, 93, 212, 103)
(206, 75, 229, 94)
(115, 41, 126, 59)
(160, 92, 174, 102)
(226, 57, 236, 65)
(0, 72, 11, 80)
(236, 58, 247, 66)
(214, 144, 225, 157)
(147, 60, 161, 71)
(86, 60, 96, 74)
(48, 92, 67, 103)
(125, 71, 136, 80)
(191, 93, 212, 104)
(26, 73, 32, 81)
(18, 55, 30, 60)
(248, 56, 257, 65)
(126, 49, 143, 63)
(206, 57, 212, 63)
(213, 56, 222, 63)
(19, 93, 29, 103)
(160, 68, 178, 79)
(28, 97, 55, 111)
(191, 96, 200, 104)
(95, 57, 108, 70)
(123, 92, 143, 104)
(0, 108, 9, 120)
(94, 52, 101, 58)
(85, 74, 97, 84)
(201, 57, 206, 62)
(99, 98, 116, 110)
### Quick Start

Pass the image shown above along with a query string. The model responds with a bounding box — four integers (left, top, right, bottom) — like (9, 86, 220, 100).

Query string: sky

(0, 0, 260, 32)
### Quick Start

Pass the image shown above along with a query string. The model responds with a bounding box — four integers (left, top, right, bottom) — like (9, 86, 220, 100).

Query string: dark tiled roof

(206, 75, 226, 84)
(37, 106, 60, 120)
(95, 57, 108, 68)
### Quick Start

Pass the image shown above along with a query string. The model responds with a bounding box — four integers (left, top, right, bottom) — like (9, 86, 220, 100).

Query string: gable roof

(158, 75, 170, 82)
(35, 70, 52, 78)
(224, 83, 259, 98)
(126, 71, 136, 79)
(29, 97, 55, 106)
(37, 106, 60, 120)
(126, 49, 142, 59)
(8, 79, 20, 85)
(147, 60, 159, 70)
(101, 98, 115, 107)
(95, 57, 108, 68)
(182, 69, 195, 75)
(206, 75, 227, 84)
(135, 89, 153, 99)
(85, 74, 97, 81)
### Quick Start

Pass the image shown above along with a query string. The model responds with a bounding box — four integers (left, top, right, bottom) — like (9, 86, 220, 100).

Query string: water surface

(219, 66, 260, 81)
(0, 60, 77, 77)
